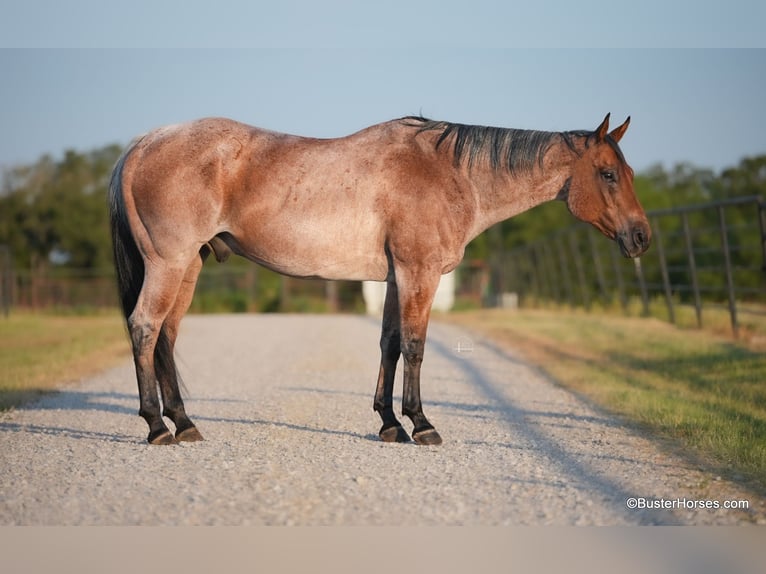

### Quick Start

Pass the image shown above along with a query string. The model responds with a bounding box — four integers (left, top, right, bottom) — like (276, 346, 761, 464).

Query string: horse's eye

(601, 170, 616, 183)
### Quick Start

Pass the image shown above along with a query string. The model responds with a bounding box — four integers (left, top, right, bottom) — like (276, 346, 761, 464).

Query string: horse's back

(120, 117, 472, 280)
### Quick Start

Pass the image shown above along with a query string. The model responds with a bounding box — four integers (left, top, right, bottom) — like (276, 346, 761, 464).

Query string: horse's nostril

(633, 227, 649, 249)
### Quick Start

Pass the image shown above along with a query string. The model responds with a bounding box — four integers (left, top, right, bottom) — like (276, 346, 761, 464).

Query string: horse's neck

(467, 144, 574, 240)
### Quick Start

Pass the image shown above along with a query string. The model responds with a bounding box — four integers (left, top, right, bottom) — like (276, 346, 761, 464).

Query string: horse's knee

(401, 337, 424, 365)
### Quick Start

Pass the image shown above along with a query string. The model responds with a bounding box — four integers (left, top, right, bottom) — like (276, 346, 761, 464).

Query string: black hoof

(379, 424, 411, 443)
(176, 426, 204, 442)
(412, 428, 443, 446)
(148, 429, 178, 445)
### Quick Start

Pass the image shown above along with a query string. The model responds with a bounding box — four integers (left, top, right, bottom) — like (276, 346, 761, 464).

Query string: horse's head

(565, 114, 651, 258)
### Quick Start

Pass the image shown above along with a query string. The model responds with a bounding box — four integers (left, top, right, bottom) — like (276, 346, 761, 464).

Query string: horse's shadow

(0, 419, 140, 444)
(0, 389, 147, 443)
(0, 388, 375, 444)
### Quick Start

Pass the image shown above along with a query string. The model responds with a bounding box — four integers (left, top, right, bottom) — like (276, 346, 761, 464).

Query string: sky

(1, 2, 765, 175)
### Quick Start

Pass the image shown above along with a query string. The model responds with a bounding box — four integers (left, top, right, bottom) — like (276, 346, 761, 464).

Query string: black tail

(108, 144, 143, 324)
(108, 143, 181, 393)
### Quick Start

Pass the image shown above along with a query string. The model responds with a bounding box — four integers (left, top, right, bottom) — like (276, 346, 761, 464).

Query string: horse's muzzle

(617, 222, 651, 258)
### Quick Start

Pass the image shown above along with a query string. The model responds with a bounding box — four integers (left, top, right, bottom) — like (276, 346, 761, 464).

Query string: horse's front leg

(397, 268, 443, 446)
(373, 280, 410, 443)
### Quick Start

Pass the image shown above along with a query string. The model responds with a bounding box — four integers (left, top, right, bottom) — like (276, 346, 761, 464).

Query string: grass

(518, 293, 766, 345)
(0, 311, 130, 410)
(444, 306, 766, 492)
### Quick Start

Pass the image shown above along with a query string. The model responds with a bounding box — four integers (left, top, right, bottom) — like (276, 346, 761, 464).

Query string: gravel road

(1, 314, 763, 525)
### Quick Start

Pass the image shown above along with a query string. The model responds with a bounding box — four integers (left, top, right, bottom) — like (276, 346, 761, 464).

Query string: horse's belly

(259, 253, 389, 281)
(291, 257, 389, 281)
(226, 188, 392, 280)
(228, 230, 390, 281)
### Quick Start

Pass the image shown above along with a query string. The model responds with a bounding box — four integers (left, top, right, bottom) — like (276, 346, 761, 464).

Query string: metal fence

(495, 196, 766, 337)
(2, 263, 363, 314)
(10, 267, 118, 310)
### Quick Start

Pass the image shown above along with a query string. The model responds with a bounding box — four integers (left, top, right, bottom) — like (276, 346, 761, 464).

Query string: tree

(0, 145, 122, 270)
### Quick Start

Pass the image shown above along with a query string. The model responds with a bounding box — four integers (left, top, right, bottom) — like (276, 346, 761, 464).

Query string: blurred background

(1, 0, 765, 331)
(1, 48, 764, 334)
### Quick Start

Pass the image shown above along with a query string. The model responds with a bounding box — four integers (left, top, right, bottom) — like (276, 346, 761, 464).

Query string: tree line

(1, 143, 764, 277)
(1, 145, 122, 270)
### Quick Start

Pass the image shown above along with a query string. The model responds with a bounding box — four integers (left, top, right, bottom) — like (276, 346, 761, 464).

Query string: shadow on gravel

(283, 385, 623, 431)
(425, 332, 683, 526)
(0, 388, 374, 444)
(0, 421, 139, 443)
(192, 413, 372, 442)
(8, 390, 252, 415)
(5, 390, 137, 415)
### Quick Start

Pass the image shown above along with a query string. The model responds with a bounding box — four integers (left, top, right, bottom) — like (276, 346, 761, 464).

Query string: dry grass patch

(0, 312, 129, 410)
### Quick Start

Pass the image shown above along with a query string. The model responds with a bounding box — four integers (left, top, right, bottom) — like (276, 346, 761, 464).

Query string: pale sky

(1, 2, 764, 175)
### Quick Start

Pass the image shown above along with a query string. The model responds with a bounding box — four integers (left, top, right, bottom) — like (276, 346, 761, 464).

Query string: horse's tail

(108, 140, 180, 391)
(108, 141, 143, 324)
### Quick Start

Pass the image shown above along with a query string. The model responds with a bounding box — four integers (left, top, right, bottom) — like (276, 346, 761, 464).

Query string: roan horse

(109, 113, 650, 446)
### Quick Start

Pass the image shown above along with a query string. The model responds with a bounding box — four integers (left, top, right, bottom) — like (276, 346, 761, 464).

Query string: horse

(109, 113, 651, 446)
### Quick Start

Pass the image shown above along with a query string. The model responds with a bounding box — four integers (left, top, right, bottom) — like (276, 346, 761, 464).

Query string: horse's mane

(402, 116, 596, 174)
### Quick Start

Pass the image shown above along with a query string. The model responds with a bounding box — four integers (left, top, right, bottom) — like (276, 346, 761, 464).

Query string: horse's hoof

(379, 424, 410, 443)
(412, 428, 442, 446)
(148, 430, 178, 445)
(176, 426, 204, 442)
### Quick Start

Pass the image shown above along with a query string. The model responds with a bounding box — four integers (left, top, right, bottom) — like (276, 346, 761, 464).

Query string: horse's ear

(609, 116, 630, 143)
(595, 113, 611, 141)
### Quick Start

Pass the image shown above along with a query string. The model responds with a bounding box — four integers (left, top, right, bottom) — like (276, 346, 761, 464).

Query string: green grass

(0, 312, 130, 410)
(445, 307, 766, 492)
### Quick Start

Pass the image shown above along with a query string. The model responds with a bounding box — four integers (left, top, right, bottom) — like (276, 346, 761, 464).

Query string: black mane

(403, 116, 595, 174)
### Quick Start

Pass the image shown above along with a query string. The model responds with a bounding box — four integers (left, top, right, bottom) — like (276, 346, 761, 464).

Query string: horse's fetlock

(138, 408, 156, 424)
(162, 406, 181, 421)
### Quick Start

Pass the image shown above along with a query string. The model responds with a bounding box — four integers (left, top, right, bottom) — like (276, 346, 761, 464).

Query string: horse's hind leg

(373, 280, 410, 443)
(156, 251, 207, 442)
(128, 262, 188, 445)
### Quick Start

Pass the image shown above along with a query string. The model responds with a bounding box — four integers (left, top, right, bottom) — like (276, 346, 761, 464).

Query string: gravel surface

(1, 314, 763, 525)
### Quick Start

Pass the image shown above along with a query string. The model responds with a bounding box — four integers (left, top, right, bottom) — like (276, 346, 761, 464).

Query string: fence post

(280, 276, 290, 311)
(569, 230, 591, 310)
(555, 235, 574, 307)
(542, 242, 562, 304)
(609, 245, 628, 312)
(325, 281, 339, 312)
(498, 252, 514, 306)
(652, 217, 675, 324)
(717, 205, 739, 337)
(588, 230, 609, 305)
(680, 213, 703, 328)
(634, 257, 650, 316)
(246, 265, 259, 311)
(532, 244, 549, 302)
